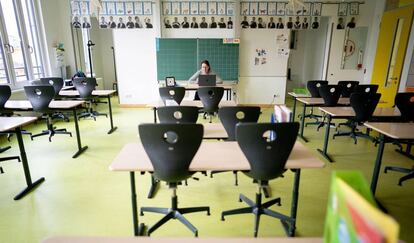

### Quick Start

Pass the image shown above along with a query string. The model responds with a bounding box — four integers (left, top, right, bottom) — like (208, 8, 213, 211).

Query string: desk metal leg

(72, 110, 88, 158)
(130, 172, 146, 236)
(288, 169, 301, 237)
(395, 143, 414, 160)
(147, 174, 159, 199)
(14, 127, 45, 200)
(317, 115, 334, 162)
(371, 134, 385, 195)
(107, 96, 118, 134)
(298, 104, 308, 142)
(291, 98, 297, 122)
(153, 107, 157, 123)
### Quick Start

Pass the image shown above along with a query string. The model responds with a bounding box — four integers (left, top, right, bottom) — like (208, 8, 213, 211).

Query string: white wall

(113, 30, 159, 104)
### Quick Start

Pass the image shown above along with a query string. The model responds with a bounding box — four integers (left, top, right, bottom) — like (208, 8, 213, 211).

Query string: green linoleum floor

(0, 97, 413, 242)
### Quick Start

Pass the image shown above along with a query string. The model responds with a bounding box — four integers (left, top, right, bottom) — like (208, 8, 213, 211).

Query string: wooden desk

(182, 83, 234, 101)
(147, 100, 237, 123)
(0, 117, 44, 200)
(202, 123, 228, 139)
(5, 100, 88, 158)
(295, 97, 350, 142)
(317, 107, 401, 162)
(42, 236, 323, 243)
(363, 122, 414, 195)
(59, 90, 117, 134)
(110, 141, 325, 237)
(287, 92, 310, 122)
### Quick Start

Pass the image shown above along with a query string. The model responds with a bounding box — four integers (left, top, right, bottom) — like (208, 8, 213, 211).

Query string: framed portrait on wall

(285, 2, 294, 16)
(249, 2, 258, 16)
(268, 2, 276, 15)
(190, 2, 199, 15)
(71, 1, 80, 15)
(226, 2, 235, 15)
(208, 2, 217, 15)
(338, 3, 348, 16)
(125, 2, 134, 15)
(276, 2, 285, 16)
(218, 2, 226, 15)
(349, 2, 359, 15)
(107, 2, 115, 15)
(163, 2, 171, 15)
(241, 2, 249, 16)
(312, 2, 322, 16)
(258, 2, 267, 15)
(116, 2, 125, 15)
(301, 3, 311, 16)
(134, 2, 143, 15)
(181, 2, 189, 15)
(143, 2, 152, 15)
(172, 2, 180, 15)
(199, 2, 207, 15)
(80, 1, 89, 15)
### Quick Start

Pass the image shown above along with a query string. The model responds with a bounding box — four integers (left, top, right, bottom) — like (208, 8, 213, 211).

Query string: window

(0, 0, 45, 88)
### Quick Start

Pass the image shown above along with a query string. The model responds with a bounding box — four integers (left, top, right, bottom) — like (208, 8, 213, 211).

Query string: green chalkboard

(156, 38, 239, 81)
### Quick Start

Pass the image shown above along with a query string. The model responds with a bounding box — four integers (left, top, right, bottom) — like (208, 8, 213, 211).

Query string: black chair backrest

(395, 92, 414, 122)
(139, 123, 203, 183)
(319, 84, 343, 107)
(0, 85, 11, 111)
(24, 85, 55, 113)
(157, 106, 199, 123)
(350, 92, 381, 123)
(337, 80, 359, 97)
(236, 122, 299, 181)
(159, 87, 185, 105)
(39, 77, 64, 98)
(218, 106, 261, 140)
(73, 77, 97, 99)
(307, 80, 328, 97)
(353, 84, 379, 95)
(198, 87, 224, 113)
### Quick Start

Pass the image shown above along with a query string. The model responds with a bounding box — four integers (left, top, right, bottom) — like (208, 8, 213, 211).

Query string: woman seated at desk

(188, 60, 222, 100)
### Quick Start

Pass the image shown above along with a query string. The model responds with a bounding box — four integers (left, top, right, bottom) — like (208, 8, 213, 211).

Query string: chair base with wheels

(31, 117, 72, 142)
(0, 146, 21, 174)
(221, 183, 292, 237)
(384, 165, 414, 186)
(140, 186, 210, 237)
(77, 107, 107, 121)
(333, 124, 373, 144)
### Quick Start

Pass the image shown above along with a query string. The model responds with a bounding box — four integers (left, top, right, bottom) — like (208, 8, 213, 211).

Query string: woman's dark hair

(201, 60, 210, 67)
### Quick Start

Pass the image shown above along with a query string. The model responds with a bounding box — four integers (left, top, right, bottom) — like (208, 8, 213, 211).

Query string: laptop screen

(198, 75, 216, 86)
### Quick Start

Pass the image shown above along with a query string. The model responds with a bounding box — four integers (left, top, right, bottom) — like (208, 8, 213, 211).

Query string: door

(371, 6, 414, 107)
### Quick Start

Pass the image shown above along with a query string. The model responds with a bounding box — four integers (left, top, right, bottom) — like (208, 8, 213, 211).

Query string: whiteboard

(239, 30, 290, 77)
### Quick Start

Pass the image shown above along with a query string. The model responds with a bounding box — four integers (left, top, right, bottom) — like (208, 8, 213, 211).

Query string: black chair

(333, 92, 381, 144)
(157, 106, 199, 123)
(159, 87, 185, 105)
(353, 84, 379, 94)
(73, 77, 107, 120)
(198, 87, 224, 123)
(37, 77, 70, 122)
(0, 85, 32, 141)
(139, 123, 210, 237)
(211, 106, 261, 186)
(303, 80, 328, 127)
(384, 92, 414, 185)
(316, 84, 343, 131)
(221, 122, 299, 237)
(337, 80, 359, 97)
(24, 85, 72, 142)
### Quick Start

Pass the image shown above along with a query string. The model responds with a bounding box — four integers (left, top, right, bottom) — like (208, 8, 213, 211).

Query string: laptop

(198, 74, 216, 86)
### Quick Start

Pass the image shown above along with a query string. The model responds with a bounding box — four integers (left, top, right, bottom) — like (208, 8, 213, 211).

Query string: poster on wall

(312, 2, 322, 16)
(208, 2, 217, 15)
(171, 2, 180, 15)
(276, 2, 285, 16)
(241, 2, 249, 15)
(258, 2, 267, 15)
(181, 2, 190, 15)
(116, 2, 125, 15)
(190, 2, 199, 14)
(217, 2, 226, 15)
(199, 2, 207, 15)
(125, 2, 134, 15)
(249, 2, 258, 15)
(163, 2, 171, 15)
(268, 2, 276, 15)
(226, 2, 234, 15)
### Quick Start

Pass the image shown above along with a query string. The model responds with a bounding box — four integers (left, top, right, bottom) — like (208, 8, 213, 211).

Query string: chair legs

(333, 125, 373, 144)
(210, 170, 239, 185)
(221, 191, 291, 237)
(31, 117, 72, 142)
(140, 189, 210, 237)
(384, 165, 414, 186)
(78, 107, 107, 121)
(0, 146, 21, 174)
